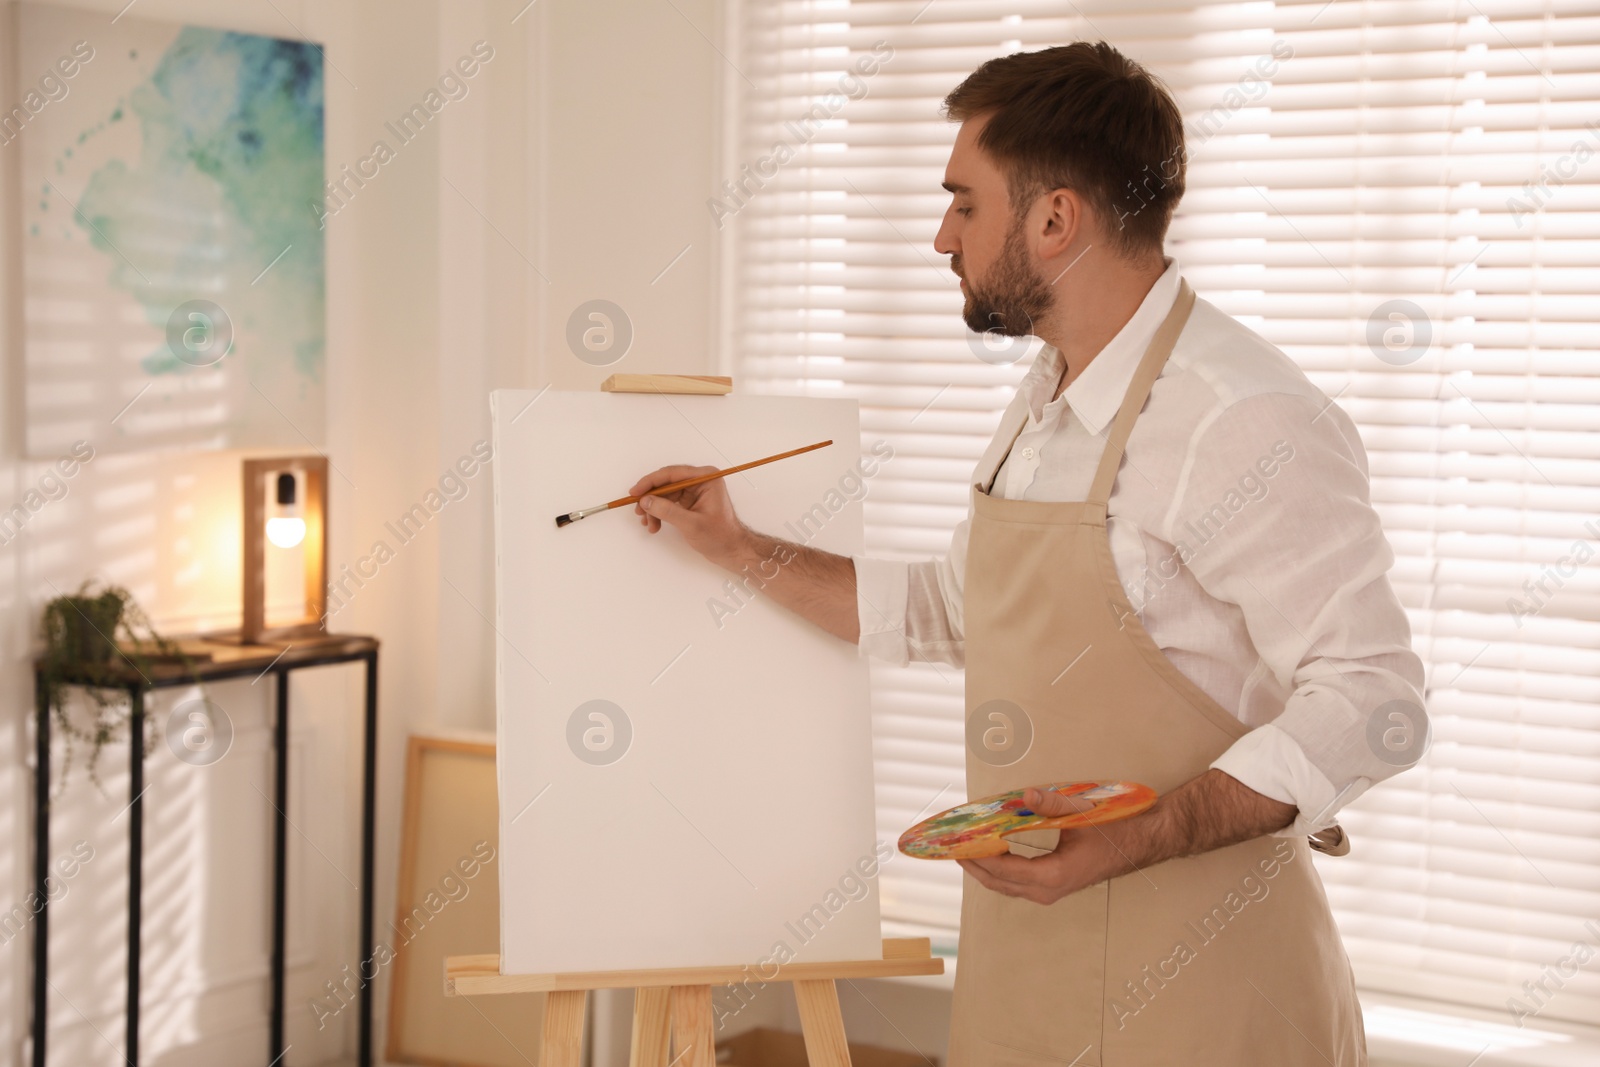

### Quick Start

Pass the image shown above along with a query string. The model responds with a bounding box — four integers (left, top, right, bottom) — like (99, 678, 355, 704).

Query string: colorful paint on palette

(898, 780, 1158, 860)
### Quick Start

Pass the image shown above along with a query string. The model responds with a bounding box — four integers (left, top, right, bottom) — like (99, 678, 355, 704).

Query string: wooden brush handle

(606, 439, 833, 509)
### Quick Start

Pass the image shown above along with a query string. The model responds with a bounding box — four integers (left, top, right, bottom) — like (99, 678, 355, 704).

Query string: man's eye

(956, 206, 972, 217)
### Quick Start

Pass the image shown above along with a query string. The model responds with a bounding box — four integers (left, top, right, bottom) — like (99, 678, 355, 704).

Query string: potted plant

(39, 581, 201, 794)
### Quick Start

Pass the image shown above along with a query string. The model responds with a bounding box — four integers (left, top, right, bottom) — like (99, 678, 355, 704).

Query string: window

(726, 0, 1600, 1023)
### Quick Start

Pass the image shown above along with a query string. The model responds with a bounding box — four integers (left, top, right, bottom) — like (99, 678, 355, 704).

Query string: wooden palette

(898, 780, 1158, 860)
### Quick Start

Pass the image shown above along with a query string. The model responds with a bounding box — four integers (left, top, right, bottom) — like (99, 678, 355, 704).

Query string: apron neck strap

(1086, 278, 1196, 508)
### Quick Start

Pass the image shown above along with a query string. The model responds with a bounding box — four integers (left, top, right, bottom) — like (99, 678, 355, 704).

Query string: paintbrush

(555, 439, 834, 528)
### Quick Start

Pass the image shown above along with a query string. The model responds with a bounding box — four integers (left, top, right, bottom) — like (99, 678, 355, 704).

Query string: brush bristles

(555, 513, 574, 528)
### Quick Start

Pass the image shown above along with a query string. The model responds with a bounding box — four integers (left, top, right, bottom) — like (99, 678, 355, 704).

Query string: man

(631, 41, 1424, 1066)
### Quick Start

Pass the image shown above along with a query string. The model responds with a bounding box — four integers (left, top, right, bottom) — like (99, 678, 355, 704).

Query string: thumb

(641, 493, 694, 528)
(1022, 786, 1095, 819)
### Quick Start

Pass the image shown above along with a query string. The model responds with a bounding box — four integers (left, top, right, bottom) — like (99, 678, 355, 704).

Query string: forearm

(958, 768, 1302, 905)
(1104, 768, 1297, 871)
(722, 526, 861, 644)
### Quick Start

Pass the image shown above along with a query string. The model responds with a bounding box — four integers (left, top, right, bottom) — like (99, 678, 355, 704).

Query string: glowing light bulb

(267, 471, 305, 548)
(266, 516, 306, 548)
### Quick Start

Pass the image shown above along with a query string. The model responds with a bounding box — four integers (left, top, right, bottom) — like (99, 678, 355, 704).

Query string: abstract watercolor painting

(18, 4, 325, 457)
(899, 780, 1158, 860)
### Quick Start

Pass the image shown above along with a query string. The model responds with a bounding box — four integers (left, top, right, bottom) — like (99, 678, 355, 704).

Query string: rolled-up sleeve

(852, 517, 971, 668)
(853, 555, 913, 662)
(1176, 390, 1428, 837)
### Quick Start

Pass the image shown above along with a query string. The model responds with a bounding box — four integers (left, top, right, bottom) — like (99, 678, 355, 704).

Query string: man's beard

(959, 221, 1053, 337)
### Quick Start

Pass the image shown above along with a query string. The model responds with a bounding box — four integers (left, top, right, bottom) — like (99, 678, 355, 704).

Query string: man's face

(935, 115, 1053, 338)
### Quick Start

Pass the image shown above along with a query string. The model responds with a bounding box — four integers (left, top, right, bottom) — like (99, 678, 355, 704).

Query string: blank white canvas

(491, 390, 882, 974)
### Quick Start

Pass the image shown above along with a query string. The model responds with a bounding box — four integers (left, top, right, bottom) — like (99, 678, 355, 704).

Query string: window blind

(727, 0, 1600, 1023)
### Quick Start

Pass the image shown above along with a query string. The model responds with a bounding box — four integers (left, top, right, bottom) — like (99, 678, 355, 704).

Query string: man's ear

(1035, 186, 1084, 261)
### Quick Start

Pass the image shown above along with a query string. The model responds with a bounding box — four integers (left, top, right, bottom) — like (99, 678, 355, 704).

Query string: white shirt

(852, 259, 1427, 837)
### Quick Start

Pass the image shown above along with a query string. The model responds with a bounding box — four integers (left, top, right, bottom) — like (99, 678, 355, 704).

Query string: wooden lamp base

(234, 455, 329, 646)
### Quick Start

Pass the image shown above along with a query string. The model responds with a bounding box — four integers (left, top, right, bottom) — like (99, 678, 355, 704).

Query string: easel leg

(794, 978, 852, 1067)
(630, 987, 671, 1067)
(541, 988, 587, 1067)
(670, 984, 715, 1067)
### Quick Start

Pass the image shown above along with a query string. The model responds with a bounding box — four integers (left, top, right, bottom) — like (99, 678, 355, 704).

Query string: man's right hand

(629, 465, 751, 569)
(628, 463, 862, 643)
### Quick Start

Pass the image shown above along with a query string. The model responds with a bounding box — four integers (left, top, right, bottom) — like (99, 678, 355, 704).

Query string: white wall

(0, 2, 467, 1062)
(0, 0, 523, 1062)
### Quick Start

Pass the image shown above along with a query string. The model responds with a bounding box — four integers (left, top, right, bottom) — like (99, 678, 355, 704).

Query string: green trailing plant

(39, 581, 202, 795)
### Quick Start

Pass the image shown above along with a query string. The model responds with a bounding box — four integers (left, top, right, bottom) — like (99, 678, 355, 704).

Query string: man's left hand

(955, 769, 1299, 906)
(956, 786, 1136, 905)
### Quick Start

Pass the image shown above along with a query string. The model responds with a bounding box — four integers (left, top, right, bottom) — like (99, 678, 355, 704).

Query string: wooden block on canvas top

(600, 374, 732, 394)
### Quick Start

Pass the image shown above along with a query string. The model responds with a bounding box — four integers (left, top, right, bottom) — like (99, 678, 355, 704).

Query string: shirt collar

(1021, 257, 1183, 436)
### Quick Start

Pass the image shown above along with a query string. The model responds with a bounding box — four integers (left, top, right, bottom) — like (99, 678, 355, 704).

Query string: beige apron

(946, 281, 1366, 1066)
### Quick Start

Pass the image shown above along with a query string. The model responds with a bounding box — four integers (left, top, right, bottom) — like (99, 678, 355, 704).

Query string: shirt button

(1022, 446, 1036, 460)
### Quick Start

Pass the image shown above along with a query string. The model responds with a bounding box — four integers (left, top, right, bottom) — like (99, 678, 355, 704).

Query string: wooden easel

(444, 936, 943, 1066)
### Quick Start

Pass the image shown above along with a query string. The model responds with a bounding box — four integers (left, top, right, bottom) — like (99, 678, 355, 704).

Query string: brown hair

(943, 42, 1185, 257)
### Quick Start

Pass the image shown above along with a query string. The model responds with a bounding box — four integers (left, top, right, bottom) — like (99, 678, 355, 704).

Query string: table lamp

(239, 456, 328, 645)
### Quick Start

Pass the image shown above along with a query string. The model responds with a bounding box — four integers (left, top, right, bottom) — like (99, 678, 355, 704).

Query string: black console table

(32, 633, 380, 1067)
